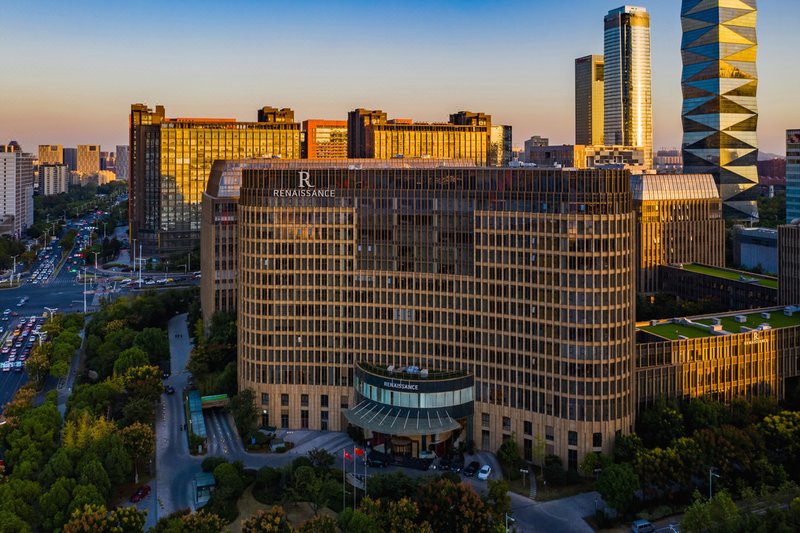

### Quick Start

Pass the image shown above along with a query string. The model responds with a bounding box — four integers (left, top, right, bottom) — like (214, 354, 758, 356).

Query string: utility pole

(138, 244, 143, 287)
(709, 467, 720, 500)
(83, 268, 87, 314)
(10, 254, 19, 286)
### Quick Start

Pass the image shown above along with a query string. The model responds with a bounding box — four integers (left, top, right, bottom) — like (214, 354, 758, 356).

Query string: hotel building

(129, 104, 301, 254)
(604, 6, 653, 168)
(632, 174, 725, 293)
(575, 55, 605, 146)
(681, 0, 759, 219)
(227, 161, 635, 467)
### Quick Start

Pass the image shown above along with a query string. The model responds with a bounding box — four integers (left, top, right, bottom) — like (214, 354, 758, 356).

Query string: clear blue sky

(0, 0, 797, 155)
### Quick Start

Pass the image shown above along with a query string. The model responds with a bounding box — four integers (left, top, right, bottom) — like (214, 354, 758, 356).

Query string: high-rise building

(779, 221, 800, 306)
(575, 55, 605, 146)
(631, 173, 725, 293)
(787, 130, 800, 222)
(527, 144, 645, 170)
(77, 145, 101, 175)
(63, 148, 77, 171)
(39, 164, 69, 196)
(129, 104, 302, 254)
(38, 145, 63, 165)
(347, 109, 492, 165)
(681, 0, 759, 220)
(303, 120, 348, 159)
(522, 136, 549, 163)
(654, 148, 683, 174)
(229, 161, 634, 466)
(0, 145, 35, 237)
(489, 125, 513, 167)
(604, 6, 653, 168)
(115, 145, 129, 180)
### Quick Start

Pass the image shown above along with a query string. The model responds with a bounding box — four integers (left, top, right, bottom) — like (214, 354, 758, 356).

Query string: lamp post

(103, 222, 108, 240)
(138, 244, 143, 287)
(709, 467, 720, 500)
(82, 268, 87, 314)
(38, 331, 48, 348)
(44, 307, 57, 319)
(10, 254, 19, 286)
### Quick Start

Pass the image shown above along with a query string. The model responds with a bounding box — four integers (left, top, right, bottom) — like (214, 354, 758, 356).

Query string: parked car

(419, 450, 437, 460)
(477, 464, 492, 480)
(437, 457, 451, 471)
(129, 485, 151, 503)
(164, 385, 175, 395)
(631, 520, 655, 533)
(366, 457, 387, 468)
(463, 461, 480, 477)
(450, 455, 465, 472)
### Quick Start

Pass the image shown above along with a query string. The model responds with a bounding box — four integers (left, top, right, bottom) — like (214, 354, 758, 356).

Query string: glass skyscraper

(604, 6, 652, 169)
(681, 0, 759, 220)
(575, 55, 604, 146)
(786, 130, 800, 223)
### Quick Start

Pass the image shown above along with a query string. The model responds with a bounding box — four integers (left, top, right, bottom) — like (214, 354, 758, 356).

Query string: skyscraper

(77, 145, 100, 175)
(115, 145, 129, 180)
(604, 6, 653, 168)
(63, 148, 77, 171)
(38, 145, 63, 165)
(786, 130, 800, 222)
(575, 55, 604, 146)
(39, 164, 69, 196)
(129, 104, 301, 254)
(681, 0, 759, 220)
(0, 145, 35, 237)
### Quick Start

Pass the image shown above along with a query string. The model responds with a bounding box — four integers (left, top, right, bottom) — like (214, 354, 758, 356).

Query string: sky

(1, 0, 798, 155)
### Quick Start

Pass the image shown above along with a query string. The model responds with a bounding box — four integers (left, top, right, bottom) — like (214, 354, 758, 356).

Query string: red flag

(344, 451, 352, 460)
(354, 447, 365, 456)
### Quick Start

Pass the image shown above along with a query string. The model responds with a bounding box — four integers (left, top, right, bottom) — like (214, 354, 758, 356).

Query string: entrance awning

(343, 400, 462, 436)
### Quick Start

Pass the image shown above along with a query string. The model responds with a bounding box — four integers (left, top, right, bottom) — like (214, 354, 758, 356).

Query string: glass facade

(575, 55, 604, 146)
(236, 162, 635, 463)
(303, 120, 348, 159)
(787, 130, 800, 223)
(604, 6, 652, 168)
(681, 0, 759, 219)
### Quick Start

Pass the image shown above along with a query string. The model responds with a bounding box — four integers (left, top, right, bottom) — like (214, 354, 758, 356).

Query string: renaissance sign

(383, 381, 419, 391)
(273, 171, 336, 198)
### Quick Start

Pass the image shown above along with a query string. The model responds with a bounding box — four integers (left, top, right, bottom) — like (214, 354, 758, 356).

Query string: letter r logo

(298, 171, 313, 188)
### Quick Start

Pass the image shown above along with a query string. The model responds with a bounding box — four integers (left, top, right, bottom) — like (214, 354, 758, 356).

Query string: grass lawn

(641, 322, 710, 340)
(696, 312, 800, 333)
(535, 478, 595, 502)
(682, 264, 778, 288)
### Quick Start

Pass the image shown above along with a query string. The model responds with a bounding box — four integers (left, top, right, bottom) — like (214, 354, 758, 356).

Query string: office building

(128, 103, 302, 254)
(522, 136, 549, 163)
(779, 222, 800, 306)
(632, 174, 725, 293)
(681, 0, 759, 219)
(489, 125, 513, 167)
(732, 226, 777, 274)
(63, 148, 77, 172)
(637, 306, 800, 405)
(0, 145, 35, 237)
(231, 161, 634, 467)
(346, 109, 493, 166)
(787, 130, 800, 222)
(575, 55, 604, 146)
(303, 120, 348, 159)
(604, 6, 653, 168)
(654, 149, 683, 174)
(38, 145, 63, 165)
(77, 145, 101, 175)
(39, 164, 69, 196)
(527, 144, 644, 170)
(115, 145, 129, 180)
(659, 263, 777, 311)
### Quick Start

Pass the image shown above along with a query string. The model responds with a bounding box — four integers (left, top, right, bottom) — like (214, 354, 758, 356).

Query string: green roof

(639, 308, 800, 341)
(680, 264, 778, 289)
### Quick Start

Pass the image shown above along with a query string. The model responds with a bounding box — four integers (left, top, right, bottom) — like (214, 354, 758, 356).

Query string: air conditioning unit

(761, 312, 771, 319)
(735, 315, 746, 323)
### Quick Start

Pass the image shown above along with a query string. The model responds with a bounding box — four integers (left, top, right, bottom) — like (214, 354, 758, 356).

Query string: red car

(129, 484, 151, 503)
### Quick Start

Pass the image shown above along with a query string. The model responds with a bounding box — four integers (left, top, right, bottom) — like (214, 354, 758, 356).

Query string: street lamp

(38, 331, 48, 348)
(709, 467, 721, 500)
(10, 254, 20, 286)
(44, 307, 57, 319)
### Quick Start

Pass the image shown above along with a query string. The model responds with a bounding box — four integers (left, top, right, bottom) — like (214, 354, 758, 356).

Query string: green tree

(681, 490, 740, 533)
(637, 397, 685, 448)
(579, 452, 612, 478)
(124, 364, 163, 402)
(63, 503, 147, 533)
(77, 458, 111, 497)
(337, 508, 380, 533)
(113, 347, 150, 376)
(241, 506, 292, 533)
(416, 477, 495, 533)
(307, 447, 336, 469)
(0, 510, 32, 533)
(134, 327, 170, 366)
(230, 389, 259, 439)
(496, 434, 524, 480)
(121, 422, 155, 482)
(596, 463, 640, 514)
(485, 479, 511, 521)
(288, 465, 340, 515)
(613, 433, 644, 464)
(298, 515, 338, 533)
(38, 477, 77, 532)
(253, 466, 283, 503)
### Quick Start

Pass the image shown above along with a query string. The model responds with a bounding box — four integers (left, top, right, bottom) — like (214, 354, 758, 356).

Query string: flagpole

(353, 445, 356, 508)
(342, 449, 346, 510)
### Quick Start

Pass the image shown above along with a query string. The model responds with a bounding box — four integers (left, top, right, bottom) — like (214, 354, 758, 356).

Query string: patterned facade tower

(681, 0, 759, 219)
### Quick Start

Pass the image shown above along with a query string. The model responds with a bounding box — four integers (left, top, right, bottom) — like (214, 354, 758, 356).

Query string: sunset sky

(1, 0, 797, 155)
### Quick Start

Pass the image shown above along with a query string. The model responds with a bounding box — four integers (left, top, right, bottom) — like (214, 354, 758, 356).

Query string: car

(366, 457, 387, 468)
(419, 450, 437, 460)
(162, 369, 171, 379)
(463, 461, 480, 477)
(631, 519, 656, 533)
(1, 362, 10, 372)
(450, 455, 465, 472)
(164, 385, 175, 395)
(13, 361, 22, 372)
(477, 464, 492, 480)
(438, 457, 451, 471)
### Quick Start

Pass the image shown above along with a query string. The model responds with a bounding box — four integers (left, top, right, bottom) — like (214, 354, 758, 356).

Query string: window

(568, 449, 578, 472)
(321, 394, 329, 408)
(502, 416, 511, 432)
(301, 410, 309, 429)
(593, 432, 602, 448)
(568, 431, 578, 447)
(320, 410, 329, 431)
(482, 413, 490, 427)
(281, 394, 289, 407)
(545, 426, 554, 441)
(341, 395, 349, 409)
(524, 421, 532, 436)
(280, 412, 289, 429)
(301, 394, 309, 407)
(261, 393, 269, 406)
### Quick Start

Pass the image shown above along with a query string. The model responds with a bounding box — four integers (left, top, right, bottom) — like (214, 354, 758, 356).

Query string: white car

(477, 465, 492, 480)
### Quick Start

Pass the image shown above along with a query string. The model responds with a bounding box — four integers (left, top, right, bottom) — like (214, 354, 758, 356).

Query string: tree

(681, 490, 740, 533)
(134, 327, 170, 366)
(485, 479, 511, 521)
(416, 477, 495, 533)
(579, 452, 612, 478)
(337, 508, 380, 533)
(63, 504, 147, 533)
(253, 466, 283, 503)
(121, 422, 155, 483)
(596, 463, 640, 514)
(123, 365, 163, 402)
(62, 410, 115, 449)
(230, 389, 259, 439)
(637, 397, 685, 448)
(288, 466, 339, 515)
(307, 448, 335, 469)
(298, 515, 338, 533)
(38, 477, 77, 532)
(180, 510, 228, 533)
(683, 396, 728, 433)
(113, 347, 150, 376)
(241, 506, 292, 533)
(25, 348, 51, 389)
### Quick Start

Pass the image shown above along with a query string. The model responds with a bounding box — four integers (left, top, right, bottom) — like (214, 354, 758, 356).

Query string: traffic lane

(0, 369, 28, 409)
